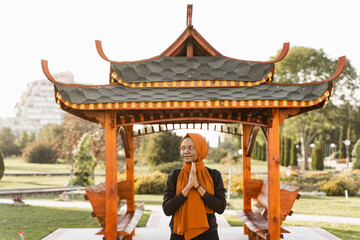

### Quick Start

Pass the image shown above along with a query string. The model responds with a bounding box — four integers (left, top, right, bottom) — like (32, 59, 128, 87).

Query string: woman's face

(180, 137, 198, 162)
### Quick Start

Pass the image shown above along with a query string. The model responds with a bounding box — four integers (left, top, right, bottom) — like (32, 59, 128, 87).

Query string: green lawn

(4, 158, 73, 173)
(0, 203, 152, 240)
(283, 221, 360, 240)
(0, 204, 99, 240)
(222, 214, 360, 240)
(291, 195, 360, 218)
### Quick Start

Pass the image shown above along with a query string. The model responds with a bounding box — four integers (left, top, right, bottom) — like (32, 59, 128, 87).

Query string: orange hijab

(173, 133, 214, 240)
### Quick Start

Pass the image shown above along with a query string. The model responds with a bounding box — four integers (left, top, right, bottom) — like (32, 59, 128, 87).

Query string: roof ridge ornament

(187, 4, 193, 28)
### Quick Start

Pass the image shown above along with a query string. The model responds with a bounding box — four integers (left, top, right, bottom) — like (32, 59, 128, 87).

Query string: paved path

(0, 198, 353, 239)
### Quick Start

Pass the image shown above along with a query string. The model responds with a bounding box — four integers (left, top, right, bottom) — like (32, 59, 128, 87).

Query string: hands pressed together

(182, 162, 206, 197)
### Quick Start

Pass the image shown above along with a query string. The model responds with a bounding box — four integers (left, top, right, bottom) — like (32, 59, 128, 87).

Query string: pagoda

(42, 5, 345, 240)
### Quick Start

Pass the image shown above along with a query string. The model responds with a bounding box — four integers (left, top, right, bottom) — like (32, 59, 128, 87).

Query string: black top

(162, 167, 226, 239)
(111, 55, 273, 83)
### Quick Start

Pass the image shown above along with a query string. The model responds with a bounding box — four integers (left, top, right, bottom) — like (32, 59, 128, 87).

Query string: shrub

(319, 176, 357, 196)
(281, 171, 330, 192)
(0, 151, 4, 180)
(311, 141, 324, 170)
(152, 161, 183, 174)
(353, 158, 360, 170)
(24, 141, 58, 163)
(134, 171, 168, 194)
(223, 173, 243, 196)
(352, 138, 360, 170)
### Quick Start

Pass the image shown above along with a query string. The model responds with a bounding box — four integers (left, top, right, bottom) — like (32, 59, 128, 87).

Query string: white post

(345, 190, 348, 201)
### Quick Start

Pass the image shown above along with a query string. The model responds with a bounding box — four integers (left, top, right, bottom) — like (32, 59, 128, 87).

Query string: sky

(1, 0, 359, 119)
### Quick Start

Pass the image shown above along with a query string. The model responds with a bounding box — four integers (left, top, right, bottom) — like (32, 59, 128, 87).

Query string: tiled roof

(55, 82, 330, 104)
(111, 56, 273, 83)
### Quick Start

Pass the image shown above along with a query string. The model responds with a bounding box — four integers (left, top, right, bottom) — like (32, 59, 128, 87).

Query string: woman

(163, 133, 226, 240)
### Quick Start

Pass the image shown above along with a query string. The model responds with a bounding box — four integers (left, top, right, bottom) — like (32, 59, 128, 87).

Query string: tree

(284, 137, 292, 167)
(352, 138, 360, 170)
(338, 127, 346, 159)
(289, 142, 298, 167)
(61, 114, 102, 166)
(0, 150, 4, 180)
(144, 132, 182, 166)
(73, 132, 99, 186)
(311, 138, 324, 170)
(39, 124, 65, 158)
(16, 130, 35, 153)
(0, 127, 20, 156)
(274, 46, 359, 170)
(39, 124, 62, 142)
(280, 135, 285, 166)
(207, 133, 241, 163)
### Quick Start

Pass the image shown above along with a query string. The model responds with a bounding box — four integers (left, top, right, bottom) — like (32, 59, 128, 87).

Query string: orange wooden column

(267, 109, 281, 240)
(125, 125, 135, 212)
(242, 124, 252, 234)
(104, 111, 118, 240)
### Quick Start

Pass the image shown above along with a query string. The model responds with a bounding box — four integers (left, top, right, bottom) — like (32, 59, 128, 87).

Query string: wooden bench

(84, 180, 143, 240)
(238, 179, 301, 240)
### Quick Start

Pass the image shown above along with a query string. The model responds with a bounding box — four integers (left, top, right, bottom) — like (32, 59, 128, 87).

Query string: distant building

(9, 71, 74, 136)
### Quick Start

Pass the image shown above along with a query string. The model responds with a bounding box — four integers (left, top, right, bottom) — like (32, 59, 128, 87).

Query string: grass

(223, 214, 243, 226)
(226, 195, 360, 218)
(0, 203, 152, 240)
(284, 221, 360, 240)
(137, 209, 152, 227)
(222, 214, 360, 240)
(291, 195, 360, 218)
(1, 158, 283, 190)
(0, 203, 99, 240)
(0, 175, 106, 189)
(4, 158, 73, 173)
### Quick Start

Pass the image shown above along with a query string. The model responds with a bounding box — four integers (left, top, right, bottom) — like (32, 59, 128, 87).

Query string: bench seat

(95, 209, 143, 236)
(84, 180, 143, 240)
(238, 179, 300, 240)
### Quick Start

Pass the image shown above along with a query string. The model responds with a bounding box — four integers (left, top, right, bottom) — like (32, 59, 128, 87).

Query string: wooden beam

(125, 125, 135, 213)
(246, 126, 260, 157)
(242, 124, 252, 234)
(83, 111, 105, 126)
(187, 38, 194, 57)
(119, 127, 130, 158)
(104, 111, 118, 240)
(186, 4, 193, 27)
(279, 108, 300, 125)
(268, 109, 281, 240)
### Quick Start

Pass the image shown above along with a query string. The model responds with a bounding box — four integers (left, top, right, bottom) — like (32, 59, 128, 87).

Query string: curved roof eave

(41, 59, 118, 88)
(221, 42, 290, 64)
(268, 56, 346, 87)
(95, 40, 162, 64)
